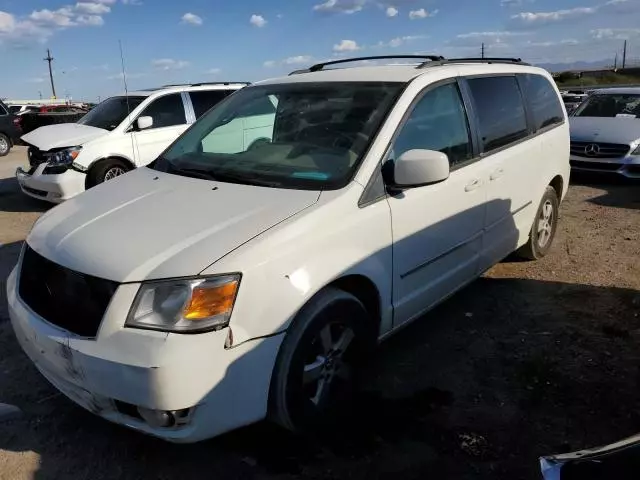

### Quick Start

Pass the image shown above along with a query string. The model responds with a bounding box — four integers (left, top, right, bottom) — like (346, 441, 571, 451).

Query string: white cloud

(181, 12, 202, 26)
(27, 77, 45, 83)
(591, 27, 640, 39)
(151, 58, 190, 70)
(250, 14, 267, 27)
(333, 39, 361, 52)
(313, 0, 366, 14)
(206, 68, 221, 74)
(409, 8, 437, 19)
(386, 6, 398, 16)
(29, 8, 77, 27)
(500, 0, 534, 6)
(511, 7, 596, 24)
(283, 55, 313, 65)
(1, 1, 114, 45)
(263, 60, 276, 68)
(75, 2, 110, 14)
(121, 0, 142, 4)
(376, 34, 427, 48)
(76, 14, 104, 25)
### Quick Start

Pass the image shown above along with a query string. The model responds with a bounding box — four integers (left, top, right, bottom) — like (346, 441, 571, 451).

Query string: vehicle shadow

(0, 177, 50, 213)
(570, 171, 640, 210)
(3, 253, 640, 476)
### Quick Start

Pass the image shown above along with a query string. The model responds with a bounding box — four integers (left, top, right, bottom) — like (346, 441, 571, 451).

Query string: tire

(269, 287, 375, 435)
(86, 159, 130, 188)
(516, 186, 560, 260)
(0, 133, 11, 157)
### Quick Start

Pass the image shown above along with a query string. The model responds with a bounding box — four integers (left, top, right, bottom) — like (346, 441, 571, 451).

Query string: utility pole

(44, 49, 56, 99)
(481, 43, 485, 59)
(622, 40, 627, 69)
(614, 52, 618, 70)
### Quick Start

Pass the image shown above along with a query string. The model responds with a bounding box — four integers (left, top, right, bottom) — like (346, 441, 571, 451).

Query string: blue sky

(1, 0, 639, 101)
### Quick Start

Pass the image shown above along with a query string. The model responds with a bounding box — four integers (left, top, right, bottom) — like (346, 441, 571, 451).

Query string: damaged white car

(8, 56, 569, 442)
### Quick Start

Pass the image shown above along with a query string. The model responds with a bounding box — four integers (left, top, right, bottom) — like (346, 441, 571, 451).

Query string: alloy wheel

(537, 200, 554, 248)
(104, 166, 126, 181)
(302, 322, 356, 409)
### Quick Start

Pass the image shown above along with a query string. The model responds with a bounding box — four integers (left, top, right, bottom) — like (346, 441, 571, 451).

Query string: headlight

(125, 275, 241, 333)
(48, 146, 82, 167)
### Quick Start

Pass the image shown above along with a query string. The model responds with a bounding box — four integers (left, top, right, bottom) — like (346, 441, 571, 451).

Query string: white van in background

(16, 82, 249, 203)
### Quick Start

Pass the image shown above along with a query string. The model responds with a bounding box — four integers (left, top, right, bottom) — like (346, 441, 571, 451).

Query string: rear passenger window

(521, 74, 564, 130)
(139, 94, 186, 129)
(189, 90, 233, 119)
(393, 83, 472, 167)
(467, 76, 528, 152)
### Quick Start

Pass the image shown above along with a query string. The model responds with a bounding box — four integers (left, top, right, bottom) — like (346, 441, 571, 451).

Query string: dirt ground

(1, 151, 639, 479)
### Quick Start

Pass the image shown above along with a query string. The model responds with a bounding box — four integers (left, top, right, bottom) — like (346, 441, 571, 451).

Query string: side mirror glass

(389, 149, 450, 188)
(136, 116, 153, 131)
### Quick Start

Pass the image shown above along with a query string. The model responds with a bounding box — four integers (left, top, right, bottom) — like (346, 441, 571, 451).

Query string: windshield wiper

(169, 165, 219, 181)
(210, 170, 283, 187)
(168, 163, 281, 187)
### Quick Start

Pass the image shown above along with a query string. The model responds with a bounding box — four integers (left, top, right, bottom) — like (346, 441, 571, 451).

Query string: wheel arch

(328, 274, 382, 336)
(549, 174, 564, 202)
(85, 156, 136, 189)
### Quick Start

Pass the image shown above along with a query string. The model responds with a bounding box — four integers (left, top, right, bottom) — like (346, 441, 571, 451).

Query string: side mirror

(388, 149, 450, 189)
(136, 116, 153, 131)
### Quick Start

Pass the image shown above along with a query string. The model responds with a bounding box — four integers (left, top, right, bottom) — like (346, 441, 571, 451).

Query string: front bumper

(569, 155, 640, 178)
(16, 163, 86, 204)
(7, 265, 284, 443)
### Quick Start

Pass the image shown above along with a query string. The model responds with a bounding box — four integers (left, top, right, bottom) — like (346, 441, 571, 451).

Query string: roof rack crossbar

(290, 55, 446, 75)
(418, 57, 530, 68)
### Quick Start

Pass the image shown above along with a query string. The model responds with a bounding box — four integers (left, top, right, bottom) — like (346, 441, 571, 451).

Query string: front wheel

(0, 133, 11, 157)
(269, 288, 374, 434)
(516, 186, 559, 260)
(86, 159, 130, 188)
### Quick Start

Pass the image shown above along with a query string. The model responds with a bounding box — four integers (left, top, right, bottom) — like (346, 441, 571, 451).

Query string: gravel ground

(1, 150, 639, 480)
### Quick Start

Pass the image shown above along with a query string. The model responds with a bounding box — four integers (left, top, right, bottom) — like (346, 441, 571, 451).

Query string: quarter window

(138, 94, 186, 129)
(521, 74, 564, 130)
(392, 83, 473, 167)
(189, 90, 233, 119)
(467, 76, 528, 152)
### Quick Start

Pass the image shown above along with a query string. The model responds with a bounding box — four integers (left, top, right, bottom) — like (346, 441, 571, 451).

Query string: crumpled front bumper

(15, 163, 86, 203)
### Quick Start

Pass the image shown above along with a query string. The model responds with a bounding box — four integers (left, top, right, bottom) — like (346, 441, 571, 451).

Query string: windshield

(77, 95, 145, 130)
(573, 93, 640, 118)
(151, 82, 403, 190)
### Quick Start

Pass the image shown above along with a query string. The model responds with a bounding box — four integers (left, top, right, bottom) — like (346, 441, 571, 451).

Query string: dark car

(0, 99, 21, 156)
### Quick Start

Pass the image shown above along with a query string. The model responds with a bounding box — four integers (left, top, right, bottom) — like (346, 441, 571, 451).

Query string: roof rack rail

(418, 57, 530, 68)
(289, 55, 445, 75)
(161, 82, 250, 88)
(189, 82, 251, 86)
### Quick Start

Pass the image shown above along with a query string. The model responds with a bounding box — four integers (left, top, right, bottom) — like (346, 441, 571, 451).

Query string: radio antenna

(119, 39, 137, 165)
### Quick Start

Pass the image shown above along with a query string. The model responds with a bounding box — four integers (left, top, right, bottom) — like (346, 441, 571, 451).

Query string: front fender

(202, 186, 394, 345)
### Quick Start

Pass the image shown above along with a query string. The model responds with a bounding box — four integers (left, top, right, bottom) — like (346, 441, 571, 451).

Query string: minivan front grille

(18, 245, 118, 338)
(570, 141, 630, 159)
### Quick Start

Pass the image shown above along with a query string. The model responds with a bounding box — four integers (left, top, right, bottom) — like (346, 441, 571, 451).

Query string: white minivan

(16, 83, 249, 203)
(8, 56, 569, 443)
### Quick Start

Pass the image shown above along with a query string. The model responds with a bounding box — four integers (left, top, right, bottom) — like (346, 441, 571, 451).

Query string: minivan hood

(569, 117, 640, 145)
(27, 168, 320, 283)
(21, 123, 107, 151)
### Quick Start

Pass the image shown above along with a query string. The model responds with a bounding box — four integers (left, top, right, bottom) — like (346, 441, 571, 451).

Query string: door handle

(464, 179, 482, 192)
(490, 168, 505, 181)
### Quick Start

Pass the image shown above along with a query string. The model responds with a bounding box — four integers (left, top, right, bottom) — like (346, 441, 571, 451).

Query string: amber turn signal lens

(183, 280, 239, 320)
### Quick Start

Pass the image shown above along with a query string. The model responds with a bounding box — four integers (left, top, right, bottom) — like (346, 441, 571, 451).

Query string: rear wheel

(0, 134, 11, 157)
(269, 288, 374, 434)
(516, 186, 559, 260)
(87, 159, 130, 188)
